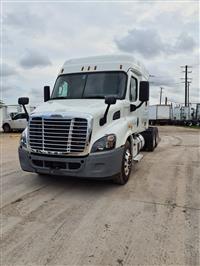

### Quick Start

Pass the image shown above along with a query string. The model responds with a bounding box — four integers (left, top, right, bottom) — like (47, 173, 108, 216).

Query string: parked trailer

(180, 106, 193, 121)
(189, 104, 200, 126)
(149, 104, 172, 125)
(171, 104, 200, 126)
(149, 104, 200, 127)
(18, 54, 159, 185)
(196, 103, 200, 120)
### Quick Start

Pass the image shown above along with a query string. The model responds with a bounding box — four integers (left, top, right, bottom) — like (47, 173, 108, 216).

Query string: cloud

(173, 32, 196, 52)
(115, 28, 197, 58)
(19, 50, 52, 69)
(115, 28, 164, 58)
(150, 76, 178, 87)
(2, 2, 198, 106)
(4, 9, 45, 35)
(1, 63, 17, 76)
(1, 84, 14, 92)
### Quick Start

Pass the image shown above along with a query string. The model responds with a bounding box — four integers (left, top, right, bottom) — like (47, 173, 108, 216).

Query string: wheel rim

(124, 148, 132, 176)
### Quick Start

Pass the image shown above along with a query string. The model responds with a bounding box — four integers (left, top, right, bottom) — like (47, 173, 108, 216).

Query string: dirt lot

(1, 126, 200, 266)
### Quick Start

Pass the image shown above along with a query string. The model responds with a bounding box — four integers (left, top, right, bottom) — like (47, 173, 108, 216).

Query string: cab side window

(130, 77, 138, 102)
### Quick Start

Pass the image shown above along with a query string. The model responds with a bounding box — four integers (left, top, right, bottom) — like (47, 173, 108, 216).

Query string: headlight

(20, 127, 28, 148)
(91, 134, 116, 153)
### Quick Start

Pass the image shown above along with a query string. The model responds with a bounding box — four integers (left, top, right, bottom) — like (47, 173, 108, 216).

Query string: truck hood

(31, 99, 122, 117)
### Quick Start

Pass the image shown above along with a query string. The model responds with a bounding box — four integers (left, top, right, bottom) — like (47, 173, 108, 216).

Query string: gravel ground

(1, 126, 200, 266)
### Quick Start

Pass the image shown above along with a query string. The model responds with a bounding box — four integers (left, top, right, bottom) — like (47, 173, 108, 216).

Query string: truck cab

(18, 55, 158, 185)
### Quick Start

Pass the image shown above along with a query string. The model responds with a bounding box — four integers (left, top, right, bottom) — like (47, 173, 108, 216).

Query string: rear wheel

(148, 128, 157, 151)
(141, 127, 158, 151)
(155, 129, 158, 147)
(3, 124, 11, 133)
(113, 141, 132, 185)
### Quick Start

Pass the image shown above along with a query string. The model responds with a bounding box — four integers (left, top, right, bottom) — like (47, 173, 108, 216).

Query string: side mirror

(18, 97, 29, 105)
(44, 86, 50, 102)
(105, 96, 117, 105)
(139, 81, 149, 102)
(18, 97, 29, 121)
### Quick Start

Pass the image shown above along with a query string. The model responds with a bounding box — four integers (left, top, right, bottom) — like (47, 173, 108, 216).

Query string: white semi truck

(18, 55, 159, 185)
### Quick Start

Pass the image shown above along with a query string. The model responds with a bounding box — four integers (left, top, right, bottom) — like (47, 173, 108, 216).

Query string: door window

(21, 114, 27, 119)
(13, 113, 26, 120)
(13, 114, 21, 120)
(130, 77, 138, 102)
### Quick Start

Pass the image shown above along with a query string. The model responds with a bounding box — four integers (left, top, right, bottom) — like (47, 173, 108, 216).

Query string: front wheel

(3, 124, 11, 133)
(113, 141, 132, 185)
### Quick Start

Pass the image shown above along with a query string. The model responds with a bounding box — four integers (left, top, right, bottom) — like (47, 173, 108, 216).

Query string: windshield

(51, 72, 127, 100)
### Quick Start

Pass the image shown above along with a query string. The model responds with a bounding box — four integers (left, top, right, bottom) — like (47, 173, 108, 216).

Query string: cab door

(127, 73, 140, 130)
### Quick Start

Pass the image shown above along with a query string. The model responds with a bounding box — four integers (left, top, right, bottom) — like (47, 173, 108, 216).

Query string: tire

(141, 127, 158, 152)
(149, 135, 155, 151)
(113, 141, 132, 185)
(149, 127, 158, 151)
(3, 124, 11, 133)
(154, 128, 159, 147)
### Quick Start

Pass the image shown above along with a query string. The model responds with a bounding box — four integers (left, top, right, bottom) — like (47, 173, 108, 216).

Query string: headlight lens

(91, 134, 116, 153)
(20, 127, 28, 148)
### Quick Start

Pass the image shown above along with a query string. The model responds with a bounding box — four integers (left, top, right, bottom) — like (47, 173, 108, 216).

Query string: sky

(1, 0, 199, 107)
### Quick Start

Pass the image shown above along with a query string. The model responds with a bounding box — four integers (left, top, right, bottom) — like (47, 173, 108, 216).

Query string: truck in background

(18, 55, 159, 185)
(1, 105, 36, 132)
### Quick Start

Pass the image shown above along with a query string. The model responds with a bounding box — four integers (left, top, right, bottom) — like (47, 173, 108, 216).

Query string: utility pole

(187, 81, 191, 106)
(159, 87, 163, 105)
(185, 65, 188, 107)
(181, 65, 192, 107)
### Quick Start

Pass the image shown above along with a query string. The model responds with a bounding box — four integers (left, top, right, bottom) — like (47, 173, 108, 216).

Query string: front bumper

(18, 146, 124, 179)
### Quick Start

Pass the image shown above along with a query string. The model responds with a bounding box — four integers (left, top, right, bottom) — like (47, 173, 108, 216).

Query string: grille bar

(29, 117, 88, 154)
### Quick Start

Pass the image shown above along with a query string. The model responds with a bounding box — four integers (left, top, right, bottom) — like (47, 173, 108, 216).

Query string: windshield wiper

(51, 96, 68, 100)
(51, 96, 106, 100)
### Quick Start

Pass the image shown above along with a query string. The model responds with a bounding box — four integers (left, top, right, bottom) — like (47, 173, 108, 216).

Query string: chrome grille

(29, 117, 88, 154)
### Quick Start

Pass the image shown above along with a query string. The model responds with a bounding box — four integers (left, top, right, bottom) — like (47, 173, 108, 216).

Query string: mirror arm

(21, 105, 29, 121)
(99, 104, 110, 126)
(135, 101, 144, 110)
(130, 101, 145, 112)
